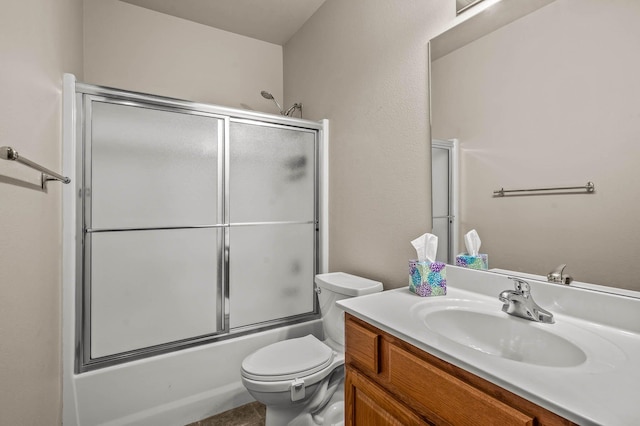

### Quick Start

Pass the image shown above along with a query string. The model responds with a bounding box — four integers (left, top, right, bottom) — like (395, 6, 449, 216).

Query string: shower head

(260, 90, 284, 114)
(260, 90, 302, 117)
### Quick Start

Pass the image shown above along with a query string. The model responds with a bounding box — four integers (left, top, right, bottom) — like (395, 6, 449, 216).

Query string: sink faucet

(547, 264, 573, 285)
(498, 277, 554, 323)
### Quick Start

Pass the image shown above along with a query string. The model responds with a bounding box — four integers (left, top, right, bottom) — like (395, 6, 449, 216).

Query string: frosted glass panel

(229, 122, 315, 223)
(229, 224, 315, 328)
(432, 217, 450, 263)
(432, 146, 450, 217)
(90, 228, 220, 358)
(91, 101, 220, 229)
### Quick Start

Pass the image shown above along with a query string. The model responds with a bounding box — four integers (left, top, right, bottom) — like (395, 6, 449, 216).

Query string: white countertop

(338, 266, 640, 425)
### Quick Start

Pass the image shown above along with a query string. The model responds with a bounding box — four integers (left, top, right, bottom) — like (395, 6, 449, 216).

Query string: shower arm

(284, 103, 303, 117)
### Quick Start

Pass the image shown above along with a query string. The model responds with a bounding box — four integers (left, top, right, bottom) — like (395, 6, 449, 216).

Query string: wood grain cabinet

(344, 314, 576, 426)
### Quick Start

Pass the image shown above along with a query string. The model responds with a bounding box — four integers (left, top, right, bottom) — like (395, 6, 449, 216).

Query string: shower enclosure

(71, 80, 326, 372)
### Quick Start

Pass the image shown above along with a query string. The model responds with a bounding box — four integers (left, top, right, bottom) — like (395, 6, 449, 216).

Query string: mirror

(430, 0, 640, 293)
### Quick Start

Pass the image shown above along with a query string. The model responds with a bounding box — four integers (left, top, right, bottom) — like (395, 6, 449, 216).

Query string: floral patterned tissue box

(455, 253, 489, 270)
(409, 260, 447, 297)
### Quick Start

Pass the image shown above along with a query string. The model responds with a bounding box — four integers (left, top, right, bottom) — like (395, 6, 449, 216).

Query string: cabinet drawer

(345, 317, 380, 374)
(388, 344, 534, 426)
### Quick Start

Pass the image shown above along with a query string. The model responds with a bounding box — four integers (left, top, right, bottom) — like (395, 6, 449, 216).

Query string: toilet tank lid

(315, 272, 383, 296)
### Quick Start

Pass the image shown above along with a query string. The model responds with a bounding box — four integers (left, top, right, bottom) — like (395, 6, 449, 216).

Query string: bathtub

(63, 319, 322, 425)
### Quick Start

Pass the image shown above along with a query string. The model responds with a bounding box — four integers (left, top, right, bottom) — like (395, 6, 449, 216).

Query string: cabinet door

(345, 367, 431, 426)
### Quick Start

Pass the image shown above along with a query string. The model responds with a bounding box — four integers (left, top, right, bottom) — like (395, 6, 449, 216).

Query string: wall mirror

(430, 0, 640, 293)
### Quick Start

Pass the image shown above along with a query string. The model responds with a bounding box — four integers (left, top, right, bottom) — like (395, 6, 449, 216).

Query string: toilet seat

(241, 335, 335, 382)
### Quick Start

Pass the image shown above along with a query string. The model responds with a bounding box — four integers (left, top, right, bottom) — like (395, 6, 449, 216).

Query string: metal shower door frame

(74, 82, 323, 372)
(432, 138, 459, 263)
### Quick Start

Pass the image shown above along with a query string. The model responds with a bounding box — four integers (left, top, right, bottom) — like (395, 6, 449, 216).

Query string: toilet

(240, 272, 383, 426)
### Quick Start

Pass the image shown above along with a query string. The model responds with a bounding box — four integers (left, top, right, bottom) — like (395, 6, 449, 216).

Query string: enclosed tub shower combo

(62, 74, 329, 425)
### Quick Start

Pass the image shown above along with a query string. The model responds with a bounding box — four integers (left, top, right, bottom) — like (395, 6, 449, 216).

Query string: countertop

(338, 269, 640, 425)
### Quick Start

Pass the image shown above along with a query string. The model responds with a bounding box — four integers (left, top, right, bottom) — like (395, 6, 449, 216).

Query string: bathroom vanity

(338, 266, 640, 425)
(344, 314, 572, 425)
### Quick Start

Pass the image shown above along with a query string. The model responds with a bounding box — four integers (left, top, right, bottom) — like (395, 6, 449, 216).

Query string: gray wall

(84, 0, 284, 111)
(284, 0, 454, 288)
(0, 0, 84, 423)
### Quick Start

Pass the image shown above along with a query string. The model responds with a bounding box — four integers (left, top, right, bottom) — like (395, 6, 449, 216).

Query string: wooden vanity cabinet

(344, 314, 576, 426)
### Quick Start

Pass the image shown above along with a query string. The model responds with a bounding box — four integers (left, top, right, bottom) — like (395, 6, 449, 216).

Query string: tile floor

(186, 401, 266, 426)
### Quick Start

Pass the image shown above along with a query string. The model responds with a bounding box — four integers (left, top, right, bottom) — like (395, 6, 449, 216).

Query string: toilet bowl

(240, 272, 383, 426)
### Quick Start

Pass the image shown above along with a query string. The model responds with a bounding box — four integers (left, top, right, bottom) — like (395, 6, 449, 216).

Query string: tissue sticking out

(456, 229, 488, 270)
(411, 233, 438, 263)
(464, 229, 481, 256)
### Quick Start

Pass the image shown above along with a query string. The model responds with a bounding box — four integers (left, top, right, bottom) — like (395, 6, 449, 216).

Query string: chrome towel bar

(1, 146, 71, 189)
(493, 181, 595, 197)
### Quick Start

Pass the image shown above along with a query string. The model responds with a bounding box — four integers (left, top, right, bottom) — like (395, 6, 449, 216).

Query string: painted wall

(0, 0, 478, 422)
(0, 0, 84, 424)
(283, 0, 453, 288)
(432, 0, 640, 291)
(83, 0, 284, 112)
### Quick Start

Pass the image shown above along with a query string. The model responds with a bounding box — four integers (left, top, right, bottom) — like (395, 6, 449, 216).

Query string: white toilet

(240, 272, 383, 426)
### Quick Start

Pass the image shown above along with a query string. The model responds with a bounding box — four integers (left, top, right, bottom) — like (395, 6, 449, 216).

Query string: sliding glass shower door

(228, 121, 316, 329)
(77, 88, 320, 372)
(87, 100, 224, 359)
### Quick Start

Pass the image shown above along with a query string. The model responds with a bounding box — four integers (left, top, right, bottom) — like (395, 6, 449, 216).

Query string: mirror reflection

(431, 0, 640, 292)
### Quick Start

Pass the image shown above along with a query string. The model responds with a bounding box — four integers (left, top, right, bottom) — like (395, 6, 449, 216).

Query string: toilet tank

(314, 272, 383, 350)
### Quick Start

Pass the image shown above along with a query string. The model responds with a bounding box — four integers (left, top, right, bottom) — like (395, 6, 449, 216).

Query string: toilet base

(265, 368, 345, 426)
(265, 405, 306, 426)
(266, 385, 344, 426)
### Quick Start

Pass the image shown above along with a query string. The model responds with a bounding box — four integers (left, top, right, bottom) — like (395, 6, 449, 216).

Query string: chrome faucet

(498, 277, 554, 323)
(547, 264, 573, 285)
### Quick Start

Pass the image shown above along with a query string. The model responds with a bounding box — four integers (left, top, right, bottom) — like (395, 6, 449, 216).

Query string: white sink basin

(422, 307, 586, 367)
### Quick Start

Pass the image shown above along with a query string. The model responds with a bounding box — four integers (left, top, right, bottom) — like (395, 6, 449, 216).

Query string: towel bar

(493, 182, 595, 197)
(1, 146, 71, 190)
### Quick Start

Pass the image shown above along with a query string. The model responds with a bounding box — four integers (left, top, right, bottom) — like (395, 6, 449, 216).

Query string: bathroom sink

(338, 267, 639, 425)
(419, 305, 587, 367)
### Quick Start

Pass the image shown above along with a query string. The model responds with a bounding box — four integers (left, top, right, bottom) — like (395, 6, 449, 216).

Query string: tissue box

(408, 260, 447, 297)
(455, 253, 489, 270)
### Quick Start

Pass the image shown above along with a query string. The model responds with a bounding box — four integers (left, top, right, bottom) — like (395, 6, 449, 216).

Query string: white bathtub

(63, 320, 322, 426)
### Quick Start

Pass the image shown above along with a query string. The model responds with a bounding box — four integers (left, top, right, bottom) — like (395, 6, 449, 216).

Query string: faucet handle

(508, 276, 530, 294)
(547, 264, 573, 285)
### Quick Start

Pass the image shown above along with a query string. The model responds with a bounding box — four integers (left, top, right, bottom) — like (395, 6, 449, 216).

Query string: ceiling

(120, 0, 327, 45)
